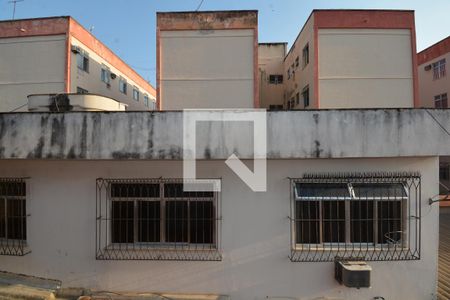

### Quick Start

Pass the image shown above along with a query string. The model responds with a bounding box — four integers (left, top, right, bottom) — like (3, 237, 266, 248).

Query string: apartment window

(76, 50, 89, 73)
(287, 68, 291, 80)
(433, 59, 446, 80)
(302, 85, 310, 107)
(269, 75, 283, 84)
(435, 93, 448, 108)
(289, 173, 421, 262)
(149, 100, 156, 110)
(133, 87, 140, 101)
(302, 44, 309, 68)
(77, 87, 88, 94)
(295, 56, 300, 68)
(101, 65, 111, 85)
(440, 164, 450, 181)
(96, 178, 221, 261)
(295, 92, 300, 105)
(119, 78, 127, 94)
(269, 105, 283, 111)
(0, 179, 28, 256)
(143, 94, 149, 107)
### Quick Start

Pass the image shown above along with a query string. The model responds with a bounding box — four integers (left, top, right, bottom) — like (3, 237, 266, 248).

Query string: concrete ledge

(0, 109, 449, 160)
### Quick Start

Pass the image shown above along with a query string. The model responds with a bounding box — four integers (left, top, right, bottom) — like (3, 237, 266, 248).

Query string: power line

(195, 0, 205, 11)
(8, 0, 24, 20)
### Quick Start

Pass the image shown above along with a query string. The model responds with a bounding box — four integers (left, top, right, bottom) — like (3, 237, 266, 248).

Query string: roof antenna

(8, 0, 24, 20)
(89, 26, 95, 33)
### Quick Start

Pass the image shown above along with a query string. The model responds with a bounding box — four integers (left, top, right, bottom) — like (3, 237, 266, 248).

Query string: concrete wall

(0, 157, 439, 299)
(258, 43, 286, 109)
(418, 52, 449, 108)
(159, 29, 255, 109)
(318, 29, 414, 108)
(1, 110, 450, 160)
(284, 15, 315, 109)
(70, 37, 156, 111)
(0, 35, 66, 112)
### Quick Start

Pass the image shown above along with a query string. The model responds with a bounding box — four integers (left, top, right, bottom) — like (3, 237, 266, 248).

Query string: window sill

(97, 244, 222, 261)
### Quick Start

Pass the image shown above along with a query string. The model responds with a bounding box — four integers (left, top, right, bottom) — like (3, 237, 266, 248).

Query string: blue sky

(1, 0, 449, 86)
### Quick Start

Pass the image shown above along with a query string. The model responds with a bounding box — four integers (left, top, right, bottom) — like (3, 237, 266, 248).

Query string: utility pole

(8, 0, 24, 20)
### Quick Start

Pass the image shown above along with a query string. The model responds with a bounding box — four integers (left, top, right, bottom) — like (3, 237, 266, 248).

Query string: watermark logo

(183, 109, 267, 192)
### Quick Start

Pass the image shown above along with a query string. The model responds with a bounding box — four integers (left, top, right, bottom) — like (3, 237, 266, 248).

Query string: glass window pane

(6, 199, 26, 240)
(350, 201, 374, 243)
(111, 201, 134, 243)
(377, 201, 402, 244)
(295, 201, 320, 244)
(111, 183, 160, 198)
(323, 201, 345, 243)
(0, 182, 26, 197)
(166, 201, 188, 243)
(353, 183, 406, 198)
(0, 199, 5, 238)
(164, 183, 214, 198)
(295, 183, 350, 198)
(138, 201, 160, 243)
(190, 201, 214, 244)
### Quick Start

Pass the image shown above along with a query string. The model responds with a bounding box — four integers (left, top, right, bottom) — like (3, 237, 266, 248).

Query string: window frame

(0, 178, 29, 256)
(76, 49, 89, 73)
(119, 78, 127, 95)
(302, 85, 310, 108)
(101, 65, 111, 85)
(302, 43, 310, 68)
(96, 178, 222, 261)
(133, 87, 140, 101)
(435, 93, 448, 108)
(433, 59, 446, 80)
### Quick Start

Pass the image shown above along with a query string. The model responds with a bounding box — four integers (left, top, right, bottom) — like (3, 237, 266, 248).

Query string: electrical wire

(9, 102, 28, 112)
(195, 0, 205, 11)
(426, 109, 450, 137)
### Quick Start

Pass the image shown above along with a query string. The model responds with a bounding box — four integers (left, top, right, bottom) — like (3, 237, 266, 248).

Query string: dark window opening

(269, 75, 283, 84)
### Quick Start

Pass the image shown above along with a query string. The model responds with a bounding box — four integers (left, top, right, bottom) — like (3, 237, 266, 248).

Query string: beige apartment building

(418, 36, 450, 195)
(258, 43, 286, 109)
(157, 11, 258, 110)
(259, 10, 419, 110)
(0, 17, 156, 112)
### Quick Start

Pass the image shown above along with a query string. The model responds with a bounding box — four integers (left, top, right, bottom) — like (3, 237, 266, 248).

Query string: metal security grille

(96, 178, 221, 260)
(0, 178, 29, 256)
(289, 173, 421, 262)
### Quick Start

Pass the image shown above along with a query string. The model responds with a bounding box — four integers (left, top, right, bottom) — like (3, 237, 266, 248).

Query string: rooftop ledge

(0, 109, 449, 160)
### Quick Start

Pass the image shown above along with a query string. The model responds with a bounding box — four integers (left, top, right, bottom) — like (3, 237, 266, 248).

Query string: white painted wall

(70, 37, 156, 111)
(160, 29, 255, 109)
(318, 29, 414, 108)
(0, 157, 439, 299)
(0, 35, 66, 112)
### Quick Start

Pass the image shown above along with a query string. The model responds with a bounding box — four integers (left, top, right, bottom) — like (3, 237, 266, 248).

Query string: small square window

(269, 75, 283, 84)
(119, 78, 127, 94)
(133, 88, 140, 101)
(101, 66, 111, 85)
(435, 93, 448, 108)
(302, 85, 310, 108)
(302, 44, 309, 68)
(76, 49, 89, 73)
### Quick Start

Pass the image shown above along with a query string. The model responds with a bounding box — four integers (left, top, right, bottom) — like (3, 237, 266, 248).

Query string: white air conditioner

(424, 64, 432, 71)
(110, 73, 117, 79)
(335, 260, 371, 288)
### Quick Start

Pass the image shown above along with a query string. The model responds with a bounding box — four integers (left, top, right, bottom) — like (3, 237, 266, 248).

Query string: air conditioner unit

(335, 260, 371, 288)
(424, 64, 432, 71)
(110, 73, 117, 79)
(71, 45, 81, 54)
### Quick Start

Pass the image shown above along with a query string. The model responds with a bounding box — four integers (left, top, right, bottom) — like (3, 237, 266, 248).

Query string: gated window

(269, 75, 283, 84)
(96, 178, 221, 260)
(433, 59, 446, 80)
(302, 43, 309, 68)
(0, 178, 29, 256)
(302, 85, 310, 108)
(289, 173, 421, 262)
(435, 93, 448, 109)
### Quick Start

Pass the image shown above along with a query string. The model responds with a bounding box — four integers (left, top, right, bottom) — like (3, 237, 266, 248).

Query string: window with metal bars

(289, 173, 421, 262)
(433, 59, 446, 80)
(96, 178, 221, 260)
(0, 178, 29, 256)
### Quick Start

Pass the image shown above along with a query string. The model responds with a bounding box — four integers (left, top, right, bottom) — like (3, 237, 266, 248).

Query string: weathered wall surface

(0, 35, 66, 112)
(0, 109, 449, 160)
(0, 158, 439, 300)
(318, 29, 414, 108)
